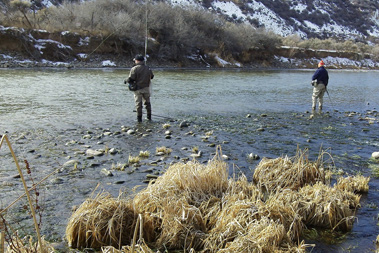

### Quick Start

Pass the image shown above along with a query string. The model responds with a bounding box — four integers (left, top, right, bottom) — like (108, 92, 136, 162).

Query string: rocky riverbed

(1, 108, 379, 252)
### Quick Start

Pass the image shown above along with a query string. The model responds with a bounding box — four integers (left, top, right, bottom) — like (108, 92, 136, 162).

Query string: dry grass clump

(162, 123, 171, 129)
(132, 155, 229, 250)
(111, 162, 128, 171)
(65, 147, 367, 252)
(257, 191, 305, 241)
(299, 182, 360, 231)
(102, 241, 154, 252)
(66, 191, 136, 249)
(128, 155, 140, 164)
(155, 146, 172, 155)
(6, 235, 55, 253)
(253, 149, 326, 193)
(138, 150, 150, 158)
(335, 175, 370, 193)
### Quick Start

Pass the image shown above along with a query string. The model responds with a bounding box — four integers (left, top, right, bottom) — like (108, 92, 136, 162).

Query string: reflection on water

(1, 68, 379, 131)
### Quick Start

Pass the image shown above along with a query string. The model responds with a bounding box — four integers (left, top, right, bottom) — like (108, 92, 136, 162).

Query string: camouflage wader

(312, 82, 326, 112)
(134, 86, 151, 121)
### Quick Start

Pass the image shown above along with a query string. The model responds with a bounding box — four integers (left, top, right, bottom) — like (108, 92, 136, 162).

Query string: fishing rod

(325, 87, 333, 106)
(151, 114, 176, 121)
(310, 80, 333, 106)
(144, 0, 149, 62)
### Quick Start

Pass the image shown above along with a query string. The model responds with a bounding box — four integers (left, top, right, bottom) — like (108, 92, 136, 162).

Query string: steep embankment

(1, 26, 378, 69)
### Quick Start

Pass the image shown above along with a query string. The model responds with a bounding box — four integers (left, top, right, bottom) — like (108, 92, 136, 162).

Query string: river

(0, 68, 379, 252)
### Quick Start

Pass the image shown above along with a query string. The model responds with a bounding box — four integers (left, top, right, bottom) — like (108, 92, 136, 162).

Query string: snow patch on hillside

(168, 0, 200, 8)
(291, 3, 307, 13)
(211, 1, 245, 20)
(247, 0, 294, 37)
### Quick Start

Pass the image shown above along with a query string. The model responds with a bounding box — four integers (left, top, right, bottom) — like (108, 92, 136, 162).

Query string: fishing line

(144, 0, 149, 62)
(132, 109, 176, 121)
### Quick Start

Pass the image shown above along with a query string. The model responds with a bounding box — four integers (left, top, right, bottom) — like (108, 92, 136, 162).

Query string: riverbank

(1, 25, 379, 70)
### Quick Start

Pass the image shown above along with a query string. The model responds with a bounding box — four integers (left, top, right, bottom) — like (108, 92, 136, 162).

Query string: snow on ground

(34, 39, 72, 52)
(0, 54, 13, 59)
(166, 0, 200, 8)
(213, 54, 241, 67)
(290, 3, 307, 13)
(247, 0, 294, 37)
(41, 59, 71, 67)
(275, 55, 379, 69)
(211, 1, 246, 20)
(324, 56, 379, 68)
(78, 37, 90, 46)
(41, 0, 54, 8)
(101, 60, 116, 67)
(77, 53, 88, 59)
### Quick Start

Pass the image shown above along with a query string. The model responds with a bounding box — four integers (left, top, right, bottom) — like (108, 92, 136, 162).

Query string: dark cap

(134, 54, 145, 61)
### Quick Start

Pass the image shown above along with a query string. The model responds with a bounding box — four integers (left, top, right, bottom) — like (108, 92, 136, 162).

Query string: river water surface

(1, 68, 379, 252)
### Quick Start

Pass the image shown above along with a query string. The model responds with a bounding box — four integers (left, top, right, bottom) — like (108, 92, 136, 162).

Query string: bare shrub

(371, 45, 379, 61)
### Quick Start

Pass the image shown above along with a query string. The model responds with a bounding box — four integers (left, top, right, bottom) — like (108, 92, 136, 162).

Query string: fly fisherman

(125, 54, 154, 122)
(311, 60, 329, 113)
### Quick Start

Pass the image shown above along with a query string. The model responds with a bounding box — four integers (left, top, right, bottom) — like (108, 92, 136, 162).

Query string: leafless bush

(371, 45, 379, 61)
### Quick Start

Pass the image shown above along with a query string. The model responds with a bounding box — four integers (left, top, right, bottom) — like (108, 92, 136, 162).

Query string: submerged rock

(248, 153, 260, 160)
(108, 148, 117, 155)
(179, 121, 189, 128)
(62, 160, 80, 168)
(101, 168, 113, 176)
(85, 149, 104, 156)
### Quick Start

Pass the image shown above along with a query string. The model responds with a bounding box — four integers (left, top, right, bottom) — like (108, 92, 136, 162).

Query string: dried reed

(6, 236, 55, 253)
(253, 149, 325, 193)
(66, 191, 136, 249)
(335, 175, 370, 193)
(132, 153, 229, 250)
(155, 146, 172, 155)
(299, 182, 360, 231)
(65, 147, 364, 252)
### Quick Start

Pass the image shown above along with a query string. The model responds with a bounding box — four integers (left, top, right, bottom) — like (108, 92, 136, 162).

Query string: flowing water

(1, 68, 379, 252)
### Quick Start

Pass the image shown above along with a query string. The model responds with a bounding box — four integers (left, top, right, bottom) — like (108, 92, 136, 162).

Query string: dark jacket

(312, 66, 329, 86)
(127, 62, 154, 89)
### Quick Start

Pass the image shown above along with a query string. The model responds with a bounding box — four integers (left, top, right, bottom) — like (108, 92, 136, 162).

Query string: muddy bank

(1, 108, 379, 252)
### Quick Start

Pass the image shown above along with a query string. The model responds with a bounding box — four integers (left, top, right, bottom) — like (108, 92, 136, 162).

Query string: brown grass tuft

(335, 175, 370, 193)
(65, 147, 364, 252)
(66, 191, 136, 249)
(253, 149, 326, 193)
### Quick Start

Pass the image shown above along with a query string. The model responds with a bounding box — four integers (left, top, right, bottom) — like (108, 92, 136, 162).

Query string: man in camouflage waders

(126, 54, 154, 122)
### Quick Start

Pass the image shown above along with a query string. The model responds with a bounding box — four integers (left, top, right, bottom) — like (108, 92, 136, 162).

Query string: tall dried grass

(335, 175, 370, 193)
(299, 182, 360, 231)
(65, 147, 368, 252)
(66, 191, 136, 249)
(253, 149, 326, 193)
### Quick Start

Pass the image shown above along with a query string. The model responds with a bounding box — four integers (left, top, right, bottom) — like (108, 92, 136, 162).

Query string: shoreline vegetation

(1, 0, 379, 69)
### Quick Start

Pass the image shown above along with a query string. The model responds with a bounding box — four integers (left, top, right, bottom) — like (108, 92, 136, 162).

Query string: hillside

(1, 0, 379, 69)
(15, 0, 379, 40)
(170, 0, 379, 40)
